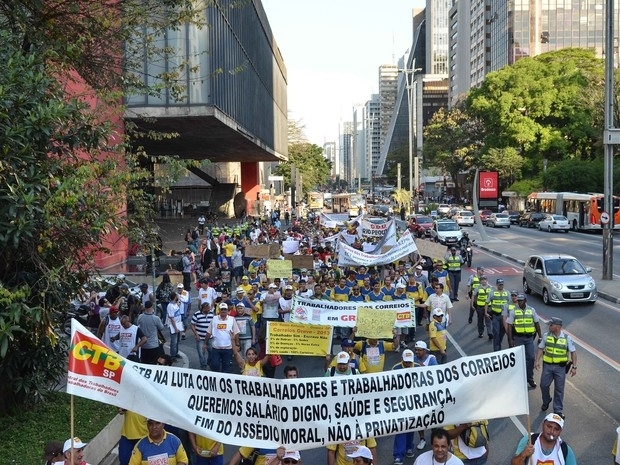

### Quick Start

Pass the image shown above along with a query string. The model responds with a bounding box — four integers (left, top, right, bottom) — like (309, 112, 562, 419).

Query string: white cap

(395, 283, 406, 289)
(402, 349, 414, 362)
(414, 340, 428, 350)
(285, 285, 293, 290)
(347, 446, 373, 460)
(236, 287, 245, 293)
(415, 265, 423, 270)
(236, 302, 245, 308)
(282, 451, 301, 461)
(63, 438, 88, 453)
(268, 283, 277, 288)
(219, 303, 228, 310)
(336, 351, 350, 364)
(432, 308, 444, 317)
(544, 412, 564, 429)
(176, 283, 184, 288)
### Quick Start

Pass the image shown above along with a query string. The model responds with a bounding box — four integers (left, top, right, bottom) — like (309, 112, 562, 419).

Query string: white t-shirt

(413, 450, 464, 465)
(261, 291, 281, 319)
(279, 296, 293, 322)
(199, 286, 217, 306)
(167, 302, 184, 334)
(208, 315, 240, 349)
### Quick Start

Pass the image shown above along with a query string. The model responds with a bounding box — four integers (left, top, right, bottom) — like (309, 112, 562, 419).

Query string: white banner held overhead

(67, 320, 529, 451)
(338, 230, 418, 266)
(360, 219, 393, 238)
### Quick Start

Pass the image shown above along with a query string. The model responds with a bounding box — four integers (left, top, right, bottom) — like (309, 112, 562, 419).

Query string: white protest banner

(290, 296, 413, 328)
(67, 320, 529, 451)
(338, 230, 418, 266)
(282, 240, 299, 254)
(368, 220, 397, 252)
(361, 219, 393, 238)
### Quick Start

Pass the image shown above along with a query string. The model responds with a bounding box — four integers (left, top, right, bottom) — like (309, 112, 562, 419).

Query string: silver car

(486, 213, 511, 228)
(538, 214, 570, 233)
(523, 254, 597, 304)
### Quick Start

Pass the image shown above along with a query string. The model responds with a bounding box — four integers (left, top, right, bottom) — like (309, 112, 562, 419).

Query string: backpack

(460, 421, 489, 448)
(329, 366, 358, 376)
(175, 257, 184, 272)
(529, 433, 568, 462)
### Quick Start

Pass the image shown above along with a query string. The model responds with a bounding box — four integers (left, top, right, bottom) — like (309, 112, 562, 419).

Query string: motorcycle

(62, 303, 92, 336)
(461, 240, 474, 268)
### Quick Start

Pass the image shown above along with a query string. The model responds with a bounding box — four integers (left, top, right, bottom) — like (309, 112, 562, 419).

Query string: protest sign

(265, 321, 333, 356)
(415, 239, 449, 261)
(338, 230, 418, 267)
(361, 219, 393, 238)
(246, 244, 281, 259)
(290, 296, 414, 328)
(356, 307, 397, 339)
(68, 320, 529, 451)
(267, 259, 292, 278)
(282, 240, 299, 254)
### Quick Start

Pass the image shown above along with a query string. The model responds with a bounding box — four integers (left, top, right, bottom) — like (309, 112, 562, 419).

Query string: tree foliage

(0, 1, 204, 413)
(274, 143, 332, 193)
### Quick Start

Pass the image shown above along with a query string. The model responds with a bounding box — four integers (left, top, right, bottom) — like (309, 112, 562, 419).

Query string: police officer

(486, 278, 509, 351)
(472, 276, 493, 340)
(466, 267, 484, 323)
(535, 317, 577, 418)
(444, 247, 464, 301)
(506, 294, 542, 389)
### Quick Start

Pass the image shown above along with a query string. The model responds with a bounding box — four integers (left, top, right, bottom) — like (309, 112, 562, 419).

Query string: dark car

(507, 210, 520, 224)
(372, 205, 390, 217)
(519, 212, 546, 228)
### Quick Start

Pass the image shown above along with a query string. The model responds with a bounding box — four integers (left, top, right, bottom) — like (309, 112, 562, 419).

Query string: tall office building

(449, 0, 618, 104)
(364, 95, 381, 186)
(339, 121, 354, 185)
(379, 64, 399, 150)
(323, 142, 338, 181)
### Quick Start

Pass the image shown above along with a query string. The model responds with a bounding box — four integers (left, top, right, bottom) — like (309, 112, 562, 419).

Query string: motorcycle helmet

(116, 273, 126, 283)
(462, 231, 469, 237)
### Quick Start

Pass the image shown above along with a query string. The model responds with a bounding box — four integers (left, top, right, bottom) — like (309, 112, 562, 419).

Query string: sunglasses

(283, 460, 298, 464)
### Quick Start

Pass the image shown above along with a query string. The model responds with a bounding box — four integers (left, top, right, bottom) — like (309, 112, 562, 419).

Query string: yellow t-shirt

(195, 435, 223, 456)
(243, 362, 264, 377)
(429, 320, 447, 351)
(328, 353, 368, 373)
(121, 411, 148, 440)
(238, 447, 278, 465)
(223, 243, 235, 258)
(353, 341, 394, 373)
(326, 438, 377, 465)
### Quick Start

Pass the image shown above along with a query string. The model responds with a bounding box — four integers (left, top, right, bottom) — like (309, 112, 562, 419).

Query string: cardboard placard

(284, 254, 314, 270)
(245, 243, 281, 259)
(415, 239, 449, 260)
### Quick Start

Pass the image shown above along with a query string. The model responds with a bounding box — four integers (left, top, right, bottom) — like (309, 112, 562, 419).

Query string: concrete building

(323, 141, 338, 180)
(364, 95, 381, 188)
(379, 64, 399, 150)
(338, 121, 354, 185)
(125, 0, 287, 218)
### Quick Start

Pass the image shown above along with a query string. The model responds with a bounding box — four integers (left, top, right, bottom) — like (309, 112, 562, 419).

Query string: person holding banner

(325, 351, 359, 376)
(228, 445, 286, 465)
(445, 422, 490, 465)
(413, 428, 464, 465)
(325, 339, 367, 374)
(188, 432, 223, 465)
(233, 345, 269, 377)
(392, 349, 418, 464)
(329, 440, 377, 465)
(129, 419, 188, 465)
(350, 327, 397, 373)
(62, 437, 92, 465)
(511, 413, 576, 465)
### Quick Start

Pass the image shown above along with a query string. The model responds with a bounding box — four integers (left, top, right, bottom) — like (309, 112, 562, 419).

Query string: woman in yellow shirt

(233, 346, 269, 377)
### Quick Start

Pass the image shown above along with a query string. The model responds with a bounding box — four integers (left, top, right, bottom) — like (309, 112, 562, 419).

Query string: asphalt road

(167, 230, 619, 464)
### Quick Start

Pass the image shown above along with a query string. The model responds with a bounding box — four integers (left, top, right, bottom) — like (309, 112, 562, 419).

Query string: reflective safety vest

(446, 255, 462, 272)
(476, 286, 491, 306)
(470, 275, 481, 292)
(513, 307, 536, 335)
(542, 334, 569, 364)
(489, 290, 509, 314)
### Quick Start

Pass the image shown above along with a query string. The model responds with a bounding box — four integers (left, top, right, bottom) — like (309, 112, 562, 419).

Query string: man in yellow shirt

(327, 440, 377, 465)
(129, 419, 188, 465)
(428, 308, 448, 364)
(350, 326, 397, 373)
(188, 432, 223, 465)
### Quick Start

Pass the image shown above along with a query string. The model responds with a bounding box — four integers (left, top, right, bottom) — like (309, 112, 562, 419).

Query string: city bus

(331, 193, 367, 218)
(527, 192, 620, 230)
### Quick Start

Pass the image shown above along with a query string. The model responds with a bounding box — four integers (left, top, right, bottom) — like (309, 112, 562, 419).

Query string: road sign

(268, 175, 284, 181)
(600, 211, 610, 224)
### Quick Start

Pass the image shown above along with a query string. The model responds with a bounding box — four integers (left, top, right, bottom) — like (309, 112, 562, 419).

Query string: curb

(473, 243, 618, 304)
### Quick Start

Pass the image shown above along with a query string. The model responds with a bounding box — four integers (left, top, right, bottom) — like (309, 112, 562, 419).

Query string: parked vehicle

(538, 214, 570, 233)
(523, 254, 597, 304)
(61, 303, 91, 336)
(430, 219, 463, 245)
(453, 210, 474, 227)
(518, 212, 546, 228)
(507, 210, 520, 224)
(486, 213, 511, 228)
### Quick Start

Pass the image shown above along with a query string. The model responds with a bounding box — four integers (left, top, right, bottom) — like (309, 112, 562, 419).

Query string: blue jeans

(118, 436, 139, 465)
(195, 338, 209, 369)
(491, 315, 505, 351)
(393, 431, 414, 460)
(210, 347, 233, 373)
(169, 331, 181, 357)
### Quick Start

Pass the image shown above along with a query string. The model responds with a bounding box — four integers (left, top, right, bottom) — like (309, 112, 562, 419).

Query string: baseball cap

(341, 339, 355, 348)
(402, 349, 414, 362)
(268, 283, 277, 288)
(140, 283, 148, 289)
(510, 289, 519, 295)
(301, 268, 308, 272)
(480, 275, 488, 280)
(415, 340, 428, 350)
(496, 278, 504, 284)
(235, 287, 245, 293)
(450, 246, 456, 251)
(63, 437, 88, 453)
(477, 266, 484, 271)
(236, 303, 245, 308)
(285, 285, 293, 290)
(109, 306, 119, 314)
(176, 283, 184, 289)
(432, 308, 444, 317)
(396, 282, 406, 289)
(415, 265, 423, 270)
(336, 351, 350, 364)
(549, 317, 563, 326)
(516, 293, 526, 300)
(242, 276, 249, 280)
(282, 451, 301, 461)
(219, 303, 228, 310)
(347, 446, 373, 460)
(544, 412, 564, 429)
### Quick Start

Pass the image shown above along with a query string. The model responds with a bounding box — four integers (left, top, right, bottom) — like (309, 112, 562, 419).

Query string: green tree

(479, 147, 525, 193)
(273, 143, 332, 194)
(541, 159, 604, 192)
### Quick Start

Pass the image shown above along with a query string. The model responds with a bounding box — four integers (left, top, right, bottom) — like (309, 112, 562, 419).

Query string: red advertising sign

(479, 171, 498, 199)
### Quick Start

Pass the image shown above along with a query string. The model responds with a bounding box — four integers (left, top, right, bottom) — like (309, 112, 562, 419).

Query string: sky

(262, 0, 426, 145)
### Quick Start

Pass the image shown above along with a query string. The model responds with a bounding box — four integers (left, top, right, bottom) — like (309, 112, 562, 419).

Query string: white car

(538, 214, 570, 233)
(437, 204, 451, 216)
(430, 219, 463, 246)
(453, 210, 474, 226)
(486, 213, 511, 228)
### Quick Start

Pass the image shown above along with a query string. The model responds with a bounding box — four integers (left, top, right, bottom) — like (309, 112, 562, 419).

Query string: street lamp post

(401, 64, 422, 213)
